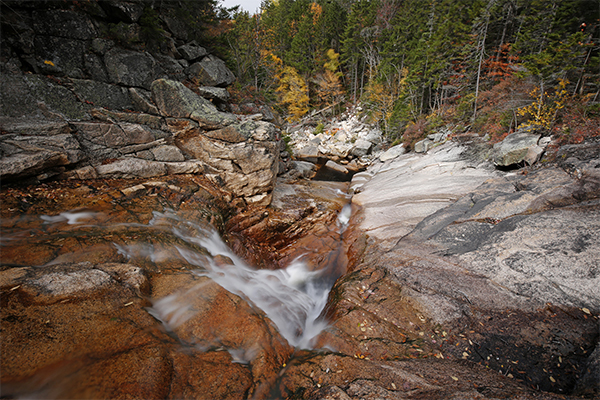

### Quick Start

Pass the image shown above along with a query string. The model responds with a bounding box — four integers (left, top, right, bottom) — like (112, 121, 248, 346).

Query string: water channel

(0, 176, 355, 398)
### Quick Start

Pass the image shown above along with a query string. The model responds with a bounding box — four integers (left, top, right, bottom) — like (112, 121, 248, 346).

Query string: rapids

(129, 207, 351, 349)
(29, 204, 353, 350)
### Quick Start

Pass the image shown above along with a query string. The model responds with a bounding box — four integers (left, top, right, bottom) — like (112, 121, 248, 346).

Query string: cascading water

(117, 206, 352, 349)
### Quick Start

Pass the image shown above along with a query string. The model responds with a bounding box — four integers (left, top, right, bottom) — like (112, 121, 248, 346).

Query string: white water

(119, 207, 351, 349)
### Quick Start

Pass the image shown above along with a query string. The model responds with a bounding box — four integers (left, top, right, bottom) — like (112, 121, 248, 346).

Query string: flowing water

(134, 207, 352, 349)
(4, 201, 352, 351)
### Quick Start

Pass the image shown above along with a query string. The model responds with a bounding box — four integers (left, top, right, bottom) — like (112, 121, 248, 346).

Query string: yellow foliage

(44, 60, 55, 66)
(276, 66, 309, 122)
(517, 79, 568, 131)
(315, 49, 344, 107)
(363, 81, 395, 124)
(363, 68, 407, 132)
(324, 49, 341, 74)
(310, 3, 322, 26)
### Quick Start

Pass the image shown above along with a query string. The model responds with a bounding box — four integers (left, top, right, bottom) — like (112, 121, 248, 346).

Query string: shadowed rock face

(0, 1, 279, 206)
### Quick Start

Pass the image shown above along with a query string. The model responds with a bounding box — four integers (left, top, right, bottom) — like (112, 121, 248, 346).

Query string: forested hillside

(216, 0, 599, 150)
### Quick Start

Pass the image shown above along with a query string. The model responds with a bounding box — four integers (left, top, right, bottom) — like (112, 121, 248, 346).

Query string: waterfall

(125, 206, 351, 349)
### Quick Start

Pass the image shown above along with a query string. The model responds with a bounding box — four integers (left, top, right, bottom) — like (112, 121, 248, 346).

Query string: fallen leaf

(582, 308, 591, 315)
(451, 376, 458, 381)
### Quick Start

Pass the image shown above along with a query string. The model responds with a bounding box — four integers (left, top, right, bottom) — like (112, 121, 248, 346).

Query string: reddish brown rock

(150, 271, 295, 398)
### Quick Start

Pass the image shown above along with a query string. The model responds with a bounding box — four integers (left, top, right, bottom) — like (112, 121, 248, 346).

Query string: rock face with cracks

(316, 139, 600, 398)
(1, 138, 599, 399)
(0, 1, 279, 206)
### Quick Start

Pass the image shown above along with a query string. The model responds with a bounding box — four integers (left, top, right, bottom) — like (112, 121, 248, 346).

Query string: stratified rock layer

(0, 1, 279, 205)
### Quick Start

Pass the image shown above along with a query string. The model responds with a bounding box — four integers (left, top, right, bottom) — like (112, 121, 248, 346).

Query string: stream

(2, 171, 597, 399)
(124, 206, 352, 349)
(0, 175, 357, 399)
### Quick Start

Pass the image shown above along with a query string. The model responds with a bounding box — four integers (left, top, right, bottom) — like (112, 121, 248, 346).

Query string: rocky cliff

(0, 0, 279, 205)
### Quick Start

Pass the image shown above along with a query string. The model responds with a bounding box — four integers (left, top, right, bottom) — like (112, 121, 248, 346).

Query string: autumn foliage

(218, 0, 598, 148)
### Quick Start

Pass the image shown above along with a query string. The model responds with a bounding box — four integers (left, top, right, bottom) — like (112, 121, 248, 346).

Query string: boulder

(95, 158, 168, 178)
(24, 75, 90, 120)
(91, 38, 115, 55)
(98, 0, 145, 23)
(0, 121, 85, 181)
(176, 125, 280, 203)
(151, 145, 185, 162)
(186, 55, 235, 87)
(32, 36, 86, 77)
(204, 120, 278, 143)
(70, 79, 133, 111)
(294, 144, 320, 163)
(104, 48, 160, 90)
(72, 122, 154, 149)
(258, 105, 275, 122)
(414, 137, 434, 153)
(379, 144, 406, 162)
(197, 86, 230, 103)
(493, 130, 542, 167)
(350, 138, 373, 157)
(83, 53, 110, 82)
(151, 79, 236, 128)
(160, 11, 189, 41)
(153, 54, 186, 81)
(320, 141, 352, 158)
(128, 88, 160, 114)
(325, 160, 349, 175)
(291, 160, 317, 179)
(32, 9, 97, 40)
(177, 42, 208, 61)
(0, 74, 43, 118)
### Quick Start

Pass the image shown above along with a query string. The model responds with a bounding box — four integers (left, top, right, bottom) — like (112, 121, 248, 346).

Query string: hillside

(220, 0, 599, 151)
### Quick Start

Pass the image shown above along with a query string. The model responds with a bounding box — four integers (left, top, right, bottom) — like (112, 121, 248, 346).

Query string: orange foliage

(310, 3, 322, 26)
(402, 118, 429, 151)
(551, 95, 600, 147)
(483, 44, 518, 80)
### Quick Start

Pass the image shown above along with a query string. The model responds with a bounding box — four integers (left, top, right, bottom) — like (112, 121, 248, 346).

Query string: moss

(314, 123, 324, 135)
(282, 134, 293, 157)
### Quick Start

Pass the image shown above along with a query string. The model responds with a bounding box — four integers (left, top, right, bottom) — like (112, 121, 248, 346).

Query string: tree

(314, 49, 345, 108)
(341, 0, 379, 102)
(276, 66, 310, 122)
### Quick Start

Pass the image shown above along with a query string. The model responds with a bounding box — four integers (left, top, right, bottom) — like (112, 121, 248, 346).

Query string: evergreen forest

(213, 0, 599, 149)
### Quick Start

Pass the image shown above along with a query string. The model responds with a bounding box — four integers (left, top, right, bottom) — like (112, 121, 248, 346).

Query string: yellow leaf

(44, 60, 55, 66)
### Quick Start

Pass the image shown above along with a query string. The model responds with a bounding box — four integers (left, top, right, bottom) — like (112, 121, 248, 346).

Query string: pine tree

(341, 0, 379, 102)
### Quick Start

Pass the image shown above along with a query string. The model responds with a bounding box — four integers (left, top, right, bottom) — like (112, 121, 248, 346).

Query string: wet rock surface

(0, 176, 292, 399)
(2, 138, 599, 399)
